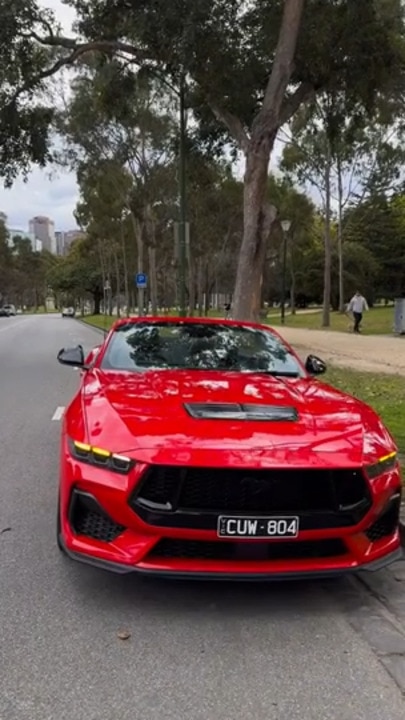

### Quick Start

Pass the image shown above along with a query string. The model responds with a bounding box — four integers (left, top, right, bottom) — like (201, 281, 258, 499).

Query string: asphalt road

(1, 314, 405, 720)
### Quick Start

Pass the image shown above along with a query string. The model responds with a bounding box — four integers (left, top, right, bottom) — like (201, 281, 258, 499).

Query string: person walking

(347, 291, 369, 333)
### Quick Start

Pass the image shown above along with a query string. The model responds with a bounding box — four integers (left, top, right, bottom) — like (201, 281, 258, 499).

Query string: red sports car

(56, 316, 403, 579)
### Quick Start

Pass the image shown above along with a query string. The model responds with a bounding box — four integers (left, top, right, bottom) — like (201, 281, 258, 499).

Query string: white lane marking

(0, 321, 25, 334)
(52, 406, 65, 421)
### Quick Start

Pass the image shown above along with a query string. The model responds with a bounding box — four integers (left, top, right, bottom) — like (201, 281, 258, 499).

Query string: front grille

(149, 538, 347, 562)
(130, 465, 371, 531)
(70, 490, 125, 543)
(366, 495, 401, 542)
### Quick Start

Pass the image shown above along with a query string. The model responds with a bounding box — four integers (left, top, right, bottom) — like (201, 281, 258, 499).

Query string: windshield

(100, 322, 304, 377)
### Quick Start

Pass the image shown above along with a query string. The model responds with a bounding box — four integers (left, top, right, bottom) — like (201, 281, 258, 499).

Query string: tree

(1, 0, 405, 319)
(10, 236, 46, 309)
(48, 235, 104, 313)
(343, 193, 405, 299)
(60, 59, 178, 313)
(263, 177, 317, 313)
(281, 91, 405, 323)
(0, 220, 13, 302)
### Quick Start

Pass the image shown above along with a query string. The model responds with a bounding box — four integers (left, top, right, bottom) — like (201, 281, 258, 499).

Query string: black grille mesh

(135, 465, 368, 514)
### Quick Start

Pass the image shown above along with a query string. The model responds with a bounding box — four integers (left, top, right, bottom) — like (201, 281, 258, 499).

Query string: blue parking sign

(135, 272, 147, 289)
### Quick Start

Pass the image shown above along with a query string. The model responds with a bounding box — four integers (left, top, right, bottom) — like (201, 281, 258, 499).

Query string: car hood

(78, 368, 393, 468)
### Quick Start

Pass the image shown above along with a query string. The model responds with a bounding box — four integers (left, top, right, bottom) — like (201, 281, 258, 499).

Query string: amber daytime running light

(69, 439, 135, 474)
(366, 452, 398, 480)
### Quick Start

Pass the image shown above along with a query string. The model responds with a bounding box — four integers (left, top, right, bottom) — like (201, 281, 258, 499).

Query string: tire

(56, 493, 67, 555)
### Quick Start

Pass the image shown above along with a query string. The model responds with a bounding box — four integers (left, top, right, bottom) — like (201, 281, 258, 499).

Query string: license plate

(217, 516, 299, 538)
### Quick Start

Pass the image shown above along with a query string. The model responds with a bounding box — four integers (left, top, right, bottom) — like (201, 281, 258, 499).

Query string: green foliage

(48, 235, 103, 305)
(0, 221, 56, 307)
(343, 193, 405, 298)
(0, 0, 404, 172)
(0, 0, 58, 184)
(0, 221, 13, 299)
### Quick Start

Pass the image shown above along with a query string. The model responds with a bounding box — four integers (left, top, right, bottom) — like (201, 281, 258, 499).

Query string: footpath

(279, 327, 405, 693)
(279, 326, 405, 376)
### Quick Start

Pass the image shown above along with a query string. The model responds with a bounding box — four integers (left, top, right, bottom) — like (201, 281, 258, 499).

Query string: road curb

(75, 318, 107, 335)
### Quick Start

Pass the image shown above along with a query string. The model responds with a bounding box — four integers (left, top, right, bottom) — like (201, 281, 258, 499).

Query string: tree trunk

(93, 289, 102, 315)
(197, 257, 204, 315)
(204, 265, 210, 316)
(232, 142, 277, 321)
(148, 245, 158, 316)
(121, 222, 129, 315)
(322, 145, 332, 327)
(135, 219, 145, 316)
(226, 0, 306, 321)
(337, 154, 345, 313)
(289, 232, 296, 314)
(114, 248, 121, 318)
(188, 247, 195, 317)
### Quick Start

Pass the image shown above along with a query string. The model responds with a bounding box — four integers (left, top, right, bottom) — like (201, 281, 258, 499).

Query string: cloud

(0, 167, 79, 231)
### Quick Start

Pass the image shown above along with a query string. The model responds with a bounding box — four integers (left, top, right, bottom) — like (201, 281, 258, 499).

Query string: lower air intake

(70, 490, 125, 543)
(366, 495, 401, 542)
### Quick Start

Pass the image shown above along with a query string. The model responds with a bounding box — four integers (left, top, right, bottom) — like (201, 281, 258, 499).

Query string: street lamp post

(280, 220, 291, 325)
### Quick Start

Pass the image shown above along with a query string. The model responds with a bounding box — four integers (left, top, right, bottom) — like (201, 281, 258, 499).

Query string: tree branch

(253, 0, 306, 135)
(208, 102, 250, 154)
(279, 82, 315, 127)
(9, 35, 150, 105)
(37, 35, 147, 60)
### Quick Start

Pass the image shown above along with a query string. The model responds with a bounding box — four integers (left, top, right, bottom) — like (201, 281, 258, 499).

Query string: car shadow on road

(63, 557, 349, 619)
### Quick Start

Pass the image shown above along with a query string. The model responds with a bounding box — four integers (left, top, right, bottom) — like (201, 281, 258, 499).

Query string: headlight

(68, 439, 135, 474)
(366, 451, 398, 480)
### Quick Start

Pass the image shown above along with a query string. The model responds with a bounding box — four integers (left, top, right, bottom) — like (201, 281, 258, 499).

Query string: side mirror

(305, 354, 327, 375)
(57, 345, 85, 368)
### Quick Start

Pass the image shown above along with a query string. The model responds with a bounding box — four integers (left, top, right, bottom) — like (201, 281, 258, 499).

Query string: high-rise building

(29, 215, 56, 254)
(63, 230, 82, 254)
(55, 231, 65, 256)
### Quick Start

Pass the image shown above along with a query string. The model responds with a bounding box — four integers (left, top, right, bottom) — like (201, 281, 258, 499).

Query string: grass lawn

(83, 314, 115, 331)
(269, 304, 395, 335)
(81, 313, 405, 455)
(83, 305, 396, 335)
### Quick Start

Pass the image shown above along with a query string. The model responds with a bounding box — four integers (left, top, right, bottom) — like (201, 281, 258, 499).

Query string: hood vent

(184, 403, 298, 422)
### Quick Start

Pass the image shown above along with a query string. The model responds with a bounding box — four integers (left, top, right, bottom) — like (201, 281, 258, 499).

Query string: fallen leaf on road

(1, 527, 12, 534)
(117, 630, 131, 641)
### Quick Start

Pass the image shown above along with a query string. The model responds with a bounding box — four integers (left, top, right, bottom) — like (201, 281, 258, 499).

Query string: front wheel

(56, 493, 67, 554)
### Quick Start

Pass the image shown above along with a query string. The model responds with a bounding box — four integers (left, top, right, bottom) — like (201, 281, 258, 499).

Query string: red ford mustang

(56, 316, 403, 579)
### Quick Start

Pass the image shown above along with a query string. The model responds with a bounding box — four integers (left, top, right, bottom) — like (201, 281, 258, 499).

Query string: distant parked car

(0, 307, 10, 317)
(2, 304, 16, 316)
(62, 307, 75, 318)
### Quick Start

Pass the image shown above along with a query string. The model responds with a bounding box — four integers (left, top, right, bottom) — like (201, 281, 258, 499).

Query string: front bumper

(59, 450, 403, 580)
(59, 487, 403, 580)
(58, 533, 403, 579)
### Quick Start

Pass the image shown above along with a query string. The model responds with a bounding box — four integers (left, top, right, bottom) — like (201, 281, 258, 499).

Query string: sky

(0, 1, 286, 234)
